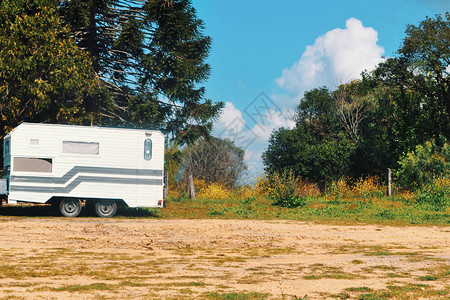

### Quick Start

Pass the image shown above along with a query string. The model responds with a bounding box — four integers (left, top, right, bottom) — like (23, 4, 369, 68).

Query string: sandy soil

(0, 217, 448, 299)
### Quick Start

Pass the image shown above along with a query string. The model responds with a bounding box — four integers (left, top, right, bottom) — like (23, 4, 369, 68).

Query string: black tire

(59, 198, 81, 217)
(94, 200, 117, 218)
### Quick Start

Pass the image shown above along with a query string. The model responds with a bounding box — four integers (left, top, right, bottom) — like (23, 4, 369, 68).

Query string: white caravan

(1, 123, 164, 217)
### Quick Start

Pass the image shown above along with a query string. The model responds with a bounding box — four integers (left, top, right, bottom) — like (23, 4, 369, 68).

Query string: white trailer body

(2, 123, 164, 215)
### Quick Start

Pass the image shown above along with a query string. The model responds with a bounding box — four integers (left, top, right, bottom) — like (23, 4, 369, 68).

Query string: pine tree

(60, 0, 223, 144)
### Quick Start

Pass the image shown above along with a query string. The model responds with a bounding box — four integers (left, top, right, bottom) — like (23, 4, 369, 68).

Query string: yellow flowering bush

(197, 181, 231, 199)
(328, 178, 351, 199)
(352, 177, 384, 199)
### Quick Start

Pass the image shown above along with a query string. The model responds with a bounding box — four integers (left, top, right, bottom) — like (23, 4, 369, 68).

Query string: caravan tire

(59, 198, 82, 217)
(94, 200, 117, 218)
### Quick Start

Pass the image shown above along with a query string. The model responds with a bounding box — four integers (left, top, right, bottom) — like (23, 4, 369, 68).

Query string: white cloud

(213, 103, 294, 180)
(213, 101, 244, 134)
(250, 108, 295, 141)
(276, 18, 385, 99)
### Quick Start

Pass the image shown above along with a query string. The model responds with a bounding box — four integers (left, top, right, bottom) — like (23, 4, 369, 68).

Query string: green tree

(356, 13, 449, 175)
(263, 88, 356, 187)
(264, 14, 449, 186)
(395, 138, 449, 190)
(396, 13, 449, 139)
(180, 137, 247, 189)
(60, 0, 223, 144)
(0, 0, 107, 134)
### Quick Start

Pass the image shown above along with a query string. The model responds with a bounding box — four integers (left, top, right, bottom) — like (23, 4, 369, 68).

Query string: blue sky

(191, 0, 449, 177)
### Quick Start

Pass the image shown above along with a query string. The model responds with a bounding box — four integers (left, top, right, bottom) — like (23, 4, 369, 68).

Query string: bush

(197, 181, 231, 200)
(328, 178, 351, 199)
(181, 137, 247, 189)
(328, 177, 384, 200)
(415, 177, 450, 210)
(395, 139, 449, 190)
(268, 169, 317, 208)
(352, 177, 385, 199)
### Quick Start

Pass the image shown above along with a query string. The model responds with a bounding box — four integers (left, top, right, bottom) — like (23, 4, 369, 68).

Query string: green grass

(1, 191, 448, 225)
(206, 292, 269, 300)
(50, 283, 111, 292)
(342, 283, 449, 299)
(418, 275, 438, 281)
(154, 194, 450, 226)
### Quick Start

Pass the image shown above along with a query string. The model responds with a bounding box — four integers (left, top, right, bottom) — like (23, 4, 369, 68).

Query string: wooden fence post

(188, 174, 195, 199)
(386, 168, 392, 196)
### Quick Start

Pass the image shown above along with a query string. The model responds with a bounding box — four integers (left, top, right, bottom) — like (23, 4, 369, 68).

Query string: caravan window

(63, 141, 99, 155)
(144, 139, 152, 160)
(14, 157, 52, 173)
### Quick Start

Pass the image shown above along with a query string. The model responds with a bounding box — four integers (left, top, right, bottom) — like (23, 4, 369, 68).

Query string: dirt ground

(0, 216, 448, 299)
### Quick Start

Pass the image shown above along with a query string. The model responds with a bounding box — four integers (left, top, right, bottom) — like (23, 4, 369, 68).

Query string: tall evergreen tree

(59, 0, 223, 144)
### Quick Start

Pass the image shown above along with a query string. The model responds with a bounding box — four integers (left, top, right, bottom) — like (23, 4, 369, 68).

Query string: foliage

(352, 177, 385, 199)
(0, 0, 107, 134)
(415, 177, 450, 210)
(263, 123, 356, 187)
(181, 137, 247, 189)
(161, 179, 450, 225)
(263, 14, 450, 185)
(267, 169, 312, 208)
(395, 139, 449, 190)
(398, 12, 450, 139)
(333, 80, 374, 143)
(165, 145, 182, 190)
(196, 181, 231, 200)
(59, 0, 223, 144)
(328, 177, 385, 200)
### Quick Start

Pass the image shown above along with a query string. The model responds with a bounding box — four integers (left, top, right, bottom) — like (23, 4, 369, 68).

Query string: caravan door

(136, 133, 163, 207)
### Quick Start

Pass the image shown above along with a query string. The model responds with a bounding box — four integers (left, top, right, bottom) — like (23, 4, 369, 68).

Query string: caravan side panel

(7, 124, 164, 207)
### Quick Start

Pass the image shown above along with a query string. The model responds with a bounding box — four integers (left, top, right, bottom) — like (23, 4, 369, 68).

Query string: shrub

(352, 177, 384, 199)
(197, 181, 231, 200)
(395, 139, 449, 190)
(267, 169, 317, 208)
(180, 137, 247, 189)
(328, 178, 351, 199)
(415, 177, 450, 210)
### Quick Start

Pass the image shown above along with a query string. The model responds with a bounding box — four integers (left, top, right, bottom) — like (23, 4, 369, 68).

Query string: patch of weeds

(178, 288, 194, 294)
(385, 273, 407, 278)
(169, 282, 206, 287)
(206, 292, 269, 300)
(359, 291, 392, 299)
(375, 209, 395, 220)
(345, 287, 373, 292)
(366, 251, 391, 256)
(120, 281, 150, 287)
(207, 209, 226, 217)
(419, 263, 450, 280)
(350, 260, 364, 264)
(50, 283, 111, 292)
(418, 275, 438, 281)
(303, 264, 364, 280)
(330, 292, 350, 299)
(372, 265, 396, 271)
(357, 283, 449, 299)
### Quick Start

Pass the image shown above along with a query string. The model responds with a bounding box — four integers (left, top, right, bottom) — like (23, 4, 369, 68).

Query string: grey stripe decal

(10, 176, 162, 193)
(11, 166, 163, 184)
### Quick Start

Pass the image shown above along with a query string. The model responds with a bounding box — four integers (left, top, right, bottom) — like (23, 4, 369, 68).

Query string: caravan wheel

(59, 198, 81, 217)
(94, 200, 117, 218)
